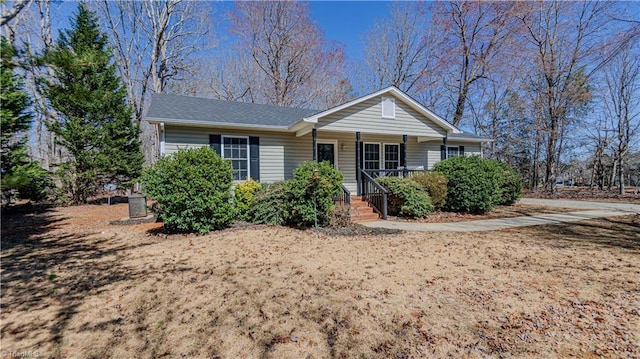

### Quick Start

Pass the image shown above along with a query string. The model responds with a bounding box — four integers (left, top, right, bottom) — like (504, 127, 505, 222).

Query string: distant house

(145, 86, 490, 197)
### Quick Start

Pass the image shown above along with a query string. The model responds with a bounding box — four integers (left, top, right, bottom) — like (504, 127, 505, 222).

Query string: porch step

(349, 197, 380, 223)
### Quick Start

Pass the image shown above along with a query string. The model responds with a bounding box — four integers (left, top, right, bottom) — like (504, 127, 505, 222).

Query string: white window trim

(382, 143, 400, 170)
(222, 135, 250, 181)
(381, 97, 396, 119)
(316, 139, 339, 169)
(446, 145, 461, 159)
(363, 142, 382, 170)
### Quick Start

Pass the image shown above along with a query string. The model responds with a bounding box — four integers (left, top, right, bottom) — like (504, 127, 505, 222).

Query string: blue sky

(309, 1, 392, 61)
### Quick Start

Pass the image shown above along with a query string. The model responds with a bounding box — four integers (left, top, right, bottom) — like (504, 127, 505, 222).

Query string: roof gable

(300, 86, 461, 134)
(313, 95, 448, 138)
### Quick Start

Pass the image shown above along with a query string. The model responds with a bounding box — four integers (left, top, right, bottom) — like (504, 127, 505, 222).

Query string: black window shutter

(249, 136, 260, 181)
(400, 145, 406, 167)
(440, 145, 446, 161)
(459, 146, 465, 156)
(209, 134, 221, 155)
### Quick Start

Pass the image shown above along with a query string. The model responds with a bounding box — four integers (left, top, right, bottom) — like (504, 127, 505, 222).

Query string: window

(384, 144, 400, 171)
(364, 143, 380, 171)
(223, 136, 249, 180)
(447, 146, 460, 159)
(381, 97, 395, 119)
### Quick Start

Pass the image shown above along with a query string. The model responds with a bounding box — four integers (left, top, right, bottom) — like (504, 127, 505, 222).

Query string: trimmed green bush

(434, 156, 502, 214)
(497, 162, 523, 205)
(250, 181, 290, 225)
(234, 178, 261, 220)
(411, 171, 448, 209)
(285, 161, 343, 227)
(377, 177, 433, 218)
(141, 146, 234, 233)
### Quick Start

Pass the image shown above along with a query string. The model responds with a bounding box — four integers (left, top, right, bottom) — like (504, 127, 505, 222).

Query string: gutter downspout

(312, 127, 317, 161)
(159, 122, 165, 157)
(356, 131, 361, 196)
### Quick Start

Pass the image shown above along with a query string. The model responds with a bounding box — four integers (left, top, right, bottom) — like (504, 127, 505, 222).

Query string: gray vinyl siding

(316, 95, 447, 137)
(164, 125, 312, 183)
(163, 126, 483, 191)
(423, 142, 483, 170)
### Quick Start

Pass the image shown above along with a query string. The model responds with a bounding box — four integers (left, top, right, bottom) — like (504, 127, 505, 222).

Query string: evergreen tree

(1, 37, 31, 172)
(44, 4, 143, 204)
(0, 36, 45, 203)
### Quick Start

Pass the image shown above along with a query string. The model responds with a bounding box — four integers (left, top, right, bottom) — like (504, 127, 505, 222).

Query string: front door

(317, 143, 335, 166)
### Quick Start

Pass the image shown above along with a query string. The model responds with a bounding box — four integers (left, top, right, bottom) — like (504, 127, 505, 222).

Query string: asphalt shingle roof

(448, 132, 492, 141)
(145, 93, 319, 128)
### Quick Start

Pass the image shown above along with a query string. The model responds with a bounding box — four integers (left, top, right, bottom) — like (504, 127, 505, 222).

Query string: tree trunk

(609, 159, 617, 190)
(618, 156, 625, 195)
(452, 85, 468, 127)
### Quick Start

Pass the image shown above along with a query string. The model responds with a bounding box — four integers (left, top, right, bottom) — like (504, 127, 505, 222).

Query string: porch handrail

(360, 169, 388, 219)
(363, 169, 426, 178)
(334, 184, 351, 207)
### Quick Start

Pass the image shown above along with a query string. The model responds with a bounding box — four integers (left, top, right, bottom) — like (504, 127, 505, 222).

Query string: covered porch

(307, 128, 445, 193)
(299, 127, 489, 219)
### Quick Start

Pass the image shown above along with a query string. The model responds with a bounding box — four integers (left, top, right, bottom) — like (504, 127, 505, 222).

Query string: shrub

(434, 155, 502, 214)
(2, 162, 52, 203)
(234, 178, 261, 220)
(141, 146, 234, 233)
(326, 204, 351, 228)
(16, 164, 52, 202)
(250, 181, 290, 225)
(376, 177, 433, 218)
(285, 161, 343, 227)
(497, 162, 523, 205)
(411, 171, 448, 209)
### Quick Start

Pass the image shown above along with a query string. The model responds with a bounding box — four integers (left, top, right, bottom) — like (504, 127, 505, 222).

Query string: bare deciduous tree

(518, 1, 618, 193)
(361, 2, 436, 94)
(433, 1, 520, 127)
(96, 0, 211, 163)
(230, 1, 350, 109)
(601, 44, 640, 194)
(0, 0, 30, 27)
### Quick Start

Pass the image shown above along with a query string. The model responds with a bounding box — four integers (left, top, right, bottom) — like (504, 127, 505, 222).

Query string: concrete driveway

(518, 197, 640, 212)
(363, 198, 639, 232)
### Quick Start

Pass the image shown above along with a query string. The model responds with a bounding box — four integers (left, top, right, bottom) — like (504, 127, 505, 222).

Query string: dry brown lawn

(1, 204, 639, 358)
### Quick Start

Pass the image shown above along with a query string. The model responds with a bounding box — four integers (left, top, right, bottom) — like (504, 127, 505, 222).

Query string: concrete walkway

(363, 199, 640, 232)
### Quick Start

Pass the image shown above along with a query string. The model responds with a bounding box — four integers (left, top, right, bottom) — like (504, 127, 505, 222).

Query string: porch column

(402, 134, 407, 171)
(312, 128, 317, 161)
(356, 131, 361, 196)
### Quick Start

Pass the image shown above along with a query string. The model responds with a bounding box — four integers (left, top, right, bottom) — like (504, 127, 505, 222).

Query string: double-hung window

(447, 146, 460, 159)
(223, 136, 249, 181)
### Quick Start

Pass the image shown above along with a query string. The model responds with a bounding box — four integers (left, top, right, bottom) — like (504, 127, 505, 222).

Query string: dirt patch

(312, 224, 403, 236)
(2, 204, 639, 358)
(525, 186, 640, 204)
